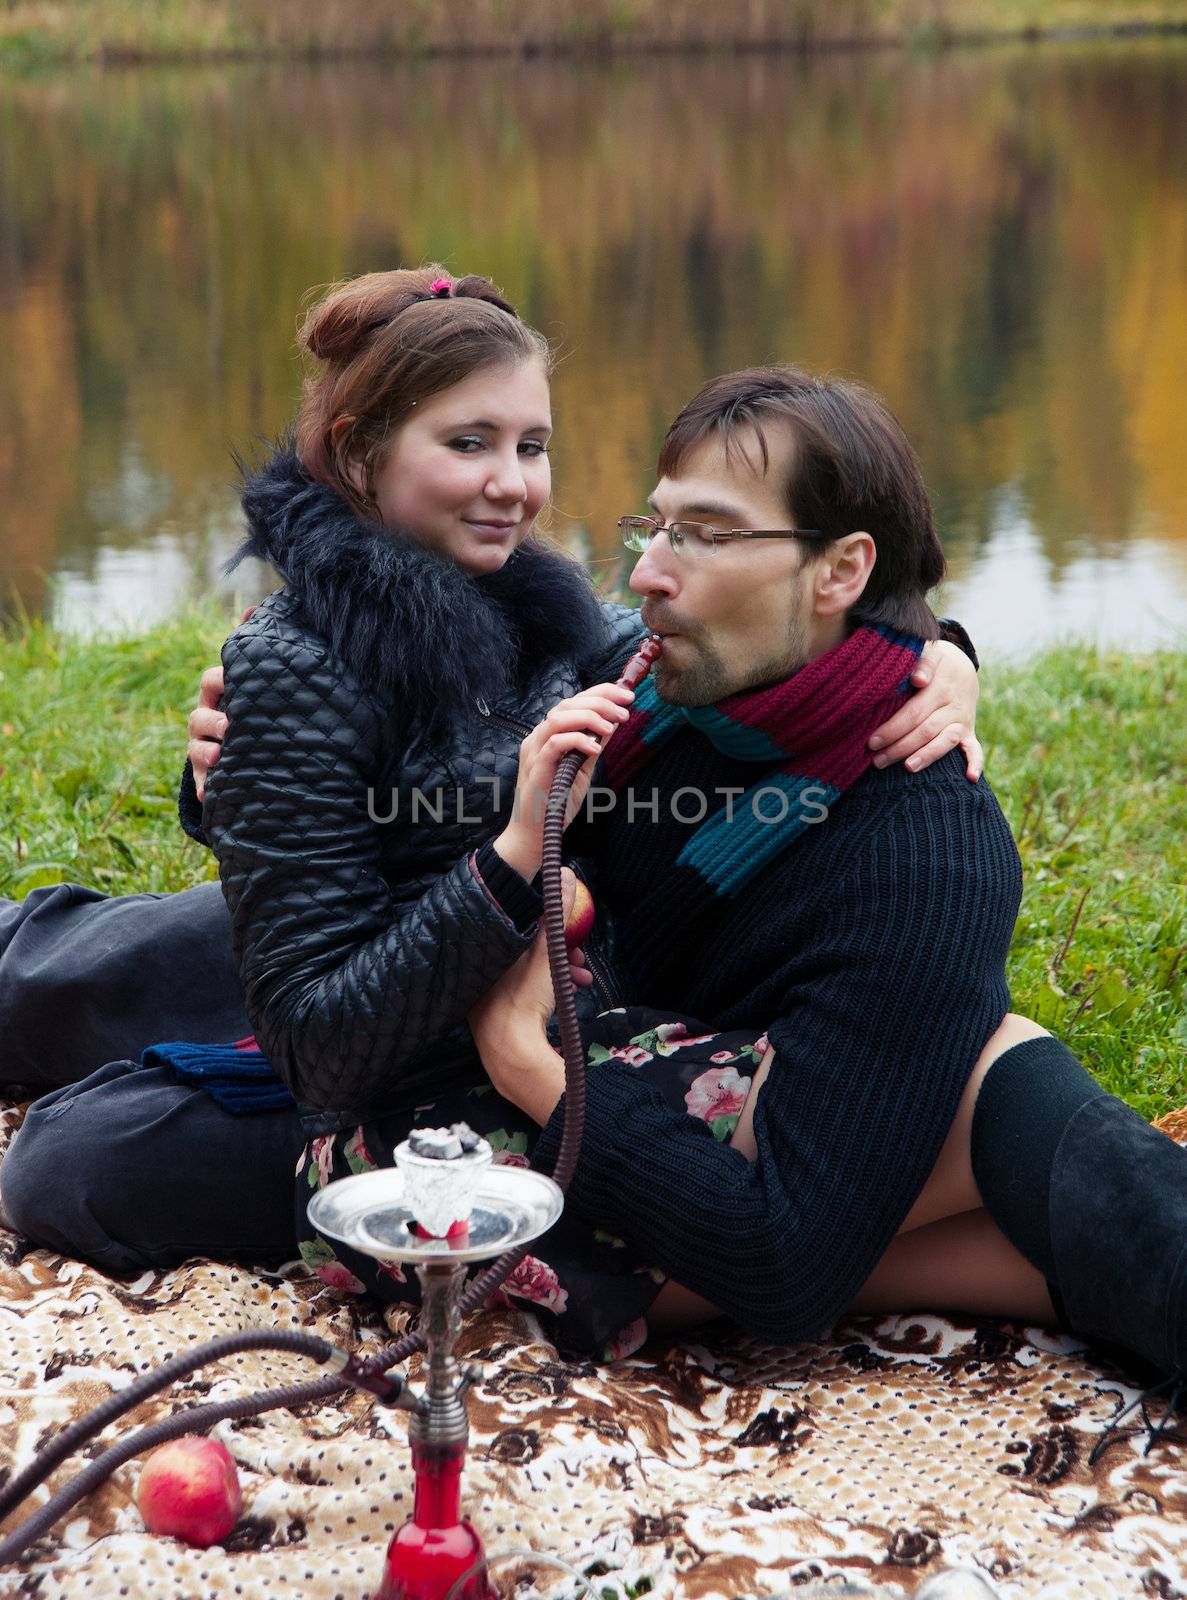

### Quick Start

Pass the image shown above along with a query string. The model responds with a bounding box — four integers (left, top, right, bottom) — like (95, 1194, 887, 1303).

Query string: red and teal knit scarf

(599, 623, 923, 898)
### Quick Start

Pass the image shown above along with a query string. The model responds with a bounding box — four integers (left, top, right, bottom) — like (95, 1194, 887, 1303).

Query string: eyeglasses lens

(619, 518, 717, 554)
(670, 522, 718, 552)
(618, 517, 654, 552)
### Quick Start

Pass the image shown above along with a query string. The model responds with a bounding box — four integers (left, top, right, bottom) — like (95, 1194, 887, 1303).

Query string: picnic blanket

(2, 1095, 1186, 1600)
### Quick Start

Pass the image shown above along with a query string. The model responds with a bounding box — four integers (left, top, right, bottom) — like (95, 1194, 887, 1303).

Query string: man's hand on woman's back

(187, 667, 226, 801)
(187, 607, 254, 801)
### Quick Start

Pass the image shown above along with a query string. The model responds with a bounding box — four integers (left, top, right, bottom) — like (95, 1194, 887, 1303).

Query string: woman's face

(364, 357, 553, 576)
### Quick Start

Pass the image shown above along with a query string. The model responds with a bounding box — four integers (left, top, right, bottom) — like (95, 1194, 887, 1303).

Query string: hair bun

(300, 299, 370, 363)
(298, 273, 421, 364)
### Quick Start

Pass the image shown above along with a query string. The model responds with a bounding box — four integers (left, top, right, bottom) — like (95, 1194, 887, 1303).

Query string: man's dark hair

(657, 366, 945, 639)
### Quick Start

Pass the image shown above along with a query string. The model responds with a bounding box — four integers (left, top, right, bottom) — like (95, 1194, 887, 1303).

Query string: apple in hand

(136, 1436, 243, 1547)
(564, 878, 596, 949)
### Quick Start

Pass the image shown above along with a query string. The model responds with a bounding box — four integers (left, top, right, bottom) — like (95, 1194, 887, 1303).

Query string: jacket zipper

(582, 944, 621, 1010)
(474, 633, 642, 736)
(475, 697, 532, 738)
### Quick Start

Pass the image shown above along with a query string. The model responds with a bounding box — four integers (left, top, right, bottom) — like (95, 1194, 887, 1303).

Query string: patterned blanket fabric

(1, 1097, 1186, 1600)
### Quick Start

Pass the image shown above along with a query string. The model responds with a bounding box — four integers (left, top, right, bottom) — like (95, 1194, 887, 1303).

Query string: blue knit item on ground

(141, 1039, 296, 1114)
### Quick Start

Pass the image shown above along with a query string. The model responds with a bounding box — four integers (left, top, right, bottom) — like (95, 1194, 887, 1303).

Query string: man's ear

(813, 532, 876, 617)
(330, 416, 369, 500)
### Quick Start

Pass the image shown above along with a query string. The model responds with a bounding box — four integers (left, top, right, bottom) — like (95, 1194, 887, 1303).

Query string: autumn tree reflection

(1, 45, 1184, 626)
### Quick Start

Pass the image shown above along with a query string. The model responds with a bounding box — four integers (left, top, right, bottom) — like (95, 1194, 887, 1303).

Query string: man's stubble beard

(655, 592, 816, 708)
(654, 643, 730, 706)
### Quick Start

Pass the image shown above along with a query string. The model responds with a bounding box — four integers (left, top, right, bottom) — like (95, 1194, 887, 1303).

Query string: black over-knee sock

(970, 1034, 1107, 1303)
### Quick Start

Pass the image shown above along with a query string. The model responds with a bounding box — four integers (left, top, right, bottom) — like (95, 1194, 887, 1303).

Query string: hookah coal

(0, 635, 662, 1599)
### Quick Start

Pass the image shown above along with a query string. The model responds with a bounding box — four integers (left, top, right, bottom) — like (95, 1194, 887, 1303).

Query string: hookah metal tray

(307, 1166, 565, 1265)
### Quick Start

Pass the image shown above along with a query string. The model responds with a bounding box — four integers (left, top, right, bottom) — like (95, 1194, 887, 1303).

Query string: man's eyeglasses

(618, 515, 831, 556)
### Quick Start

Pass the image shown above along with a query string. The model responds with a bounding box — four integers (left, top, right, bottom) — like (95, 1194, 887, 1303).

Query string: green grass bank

(0, 608, 1183, 1117)
(3, 0, 1187, 69)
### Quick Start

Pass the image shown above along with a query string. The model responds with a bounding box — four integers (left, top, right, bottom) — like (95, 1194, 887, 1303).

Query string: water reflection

(1, 44, 1185, 650)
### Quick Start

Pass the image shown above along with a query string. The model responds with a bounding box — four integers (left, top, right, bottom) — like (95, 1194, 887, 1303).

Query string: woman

(0, 268, 981, 1333)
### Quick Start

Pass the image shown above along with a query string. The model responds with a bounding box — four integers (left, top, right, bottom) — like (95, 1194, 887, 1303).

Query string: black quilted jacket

(192, 451, 644, 1135)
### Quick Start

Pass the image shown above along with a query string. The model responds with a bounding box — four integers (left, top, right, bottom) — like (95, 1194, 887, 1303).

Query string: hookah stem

(445, 633, 661, 1317)
(0, 637, 661, 1568)
(361, 634, 661, 1345)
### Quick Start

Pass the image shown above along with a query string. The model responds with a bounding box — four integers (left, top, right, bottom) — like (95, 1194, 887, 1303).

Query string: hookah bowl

(307, 1129, 564, 1600)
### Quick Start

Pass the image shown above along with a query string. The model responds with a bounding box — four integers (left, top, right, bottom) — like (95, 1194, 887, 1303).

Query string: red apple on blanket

(564, 878, 595, 949)
(136, 1436, 242, 1547)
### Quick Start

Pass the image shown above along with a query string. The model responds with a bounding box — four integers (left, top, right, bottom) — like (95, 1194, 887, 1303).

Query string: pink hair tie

(429, 277, 453, 297)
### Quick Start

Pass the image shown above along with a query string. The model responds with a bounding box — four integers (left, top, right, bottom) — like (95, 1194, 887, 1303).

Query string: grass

(1, 606, 1184, 1116)
(2, 0, 1187, 69)
(977, 644, 1187, 1118)
(0, 605, 225, 898)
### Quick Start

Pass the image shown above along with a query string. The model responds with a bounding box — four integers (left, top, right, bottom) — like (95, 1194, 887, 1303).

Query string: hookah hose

(0, 634, 661, 1568)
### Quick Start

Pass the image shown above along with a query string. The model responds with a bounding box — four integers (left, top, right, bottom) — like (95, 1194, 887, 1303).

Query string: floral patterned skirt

(295, 1007, 768, 1362)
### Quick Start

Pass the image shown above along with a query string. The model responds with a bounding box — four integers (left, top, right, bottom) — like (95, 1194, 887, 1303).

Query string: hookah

(0, 636, 662, 1600)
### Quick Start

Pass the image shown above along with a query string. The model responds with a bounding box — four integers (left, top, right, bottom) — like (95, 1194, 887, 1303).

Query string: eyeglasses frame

(617, 514, 832, 554)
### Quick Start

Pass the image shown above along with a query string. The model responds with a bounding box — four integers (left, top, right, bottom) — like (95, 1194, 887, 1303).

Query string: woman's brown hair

(294, 267, 551, 518)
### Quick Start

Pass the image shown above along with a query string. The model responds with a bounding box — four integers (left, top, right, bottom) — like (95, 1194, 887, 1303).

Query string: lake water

(2, 43, 1186, 654)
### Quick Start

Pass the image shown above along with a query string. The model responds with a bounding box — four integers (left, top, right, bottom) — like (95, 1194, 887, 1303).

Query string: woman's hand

(468, 869, 583, 1121)
(493, 682, 634, 881)
(186, 608, 256, 800)
(868, 638, 983, 780)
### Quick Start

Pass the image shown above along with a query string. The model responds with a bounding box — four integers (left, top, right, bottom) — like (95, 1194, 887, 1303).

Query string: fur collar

(228, 447, 610, 734)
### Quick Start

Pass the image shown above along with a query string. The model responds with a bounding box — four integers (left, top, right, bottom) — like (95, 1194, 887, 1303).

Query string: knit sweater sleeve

(532, 781, 1021, 1343)
(177, 758, 208, 845)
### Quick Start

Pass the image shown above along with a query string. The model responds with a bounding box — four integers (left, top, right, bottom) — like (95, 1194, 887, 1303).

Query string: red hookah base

(376, 1517, 494, 1600)
(375, 1445, 496, 1600)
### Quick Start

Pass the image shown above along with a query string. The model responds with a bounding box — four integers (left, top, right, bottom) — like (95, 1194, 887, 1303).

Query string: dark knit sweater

(532, 737, 1023, 1345)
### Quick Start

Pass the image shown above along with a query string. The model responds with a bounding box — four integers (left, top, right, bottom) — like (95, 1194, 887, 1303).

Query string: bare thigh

(898, 1012, 1049, 1232)
(721, 1010, 1047, 1222)
(649, 1012, 1052, 1332)
(848, 1208, 1054, 1321)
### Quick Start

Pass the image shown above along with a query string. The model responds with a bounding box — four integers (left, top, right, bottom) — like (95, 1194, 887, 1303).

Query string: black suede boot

(1047, 1094, 1187, 1457)
(972, 1036, 1187, 1460)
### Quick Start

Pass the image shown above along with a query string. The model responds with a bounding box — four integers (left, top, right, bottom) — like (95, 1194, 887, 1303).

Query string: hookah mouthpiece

(394, 1123, 493, 1239)
(619, 634, 663, 691)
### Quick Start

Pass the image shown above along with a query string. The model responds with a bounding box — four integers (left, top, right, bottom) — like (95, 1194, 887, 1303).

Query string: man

(470, 367, 1185, 1418)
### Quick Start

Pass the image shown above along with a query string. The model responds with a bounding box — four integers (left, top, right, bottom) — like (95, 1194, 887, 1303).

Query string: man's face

(629, 425, 837, 705)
